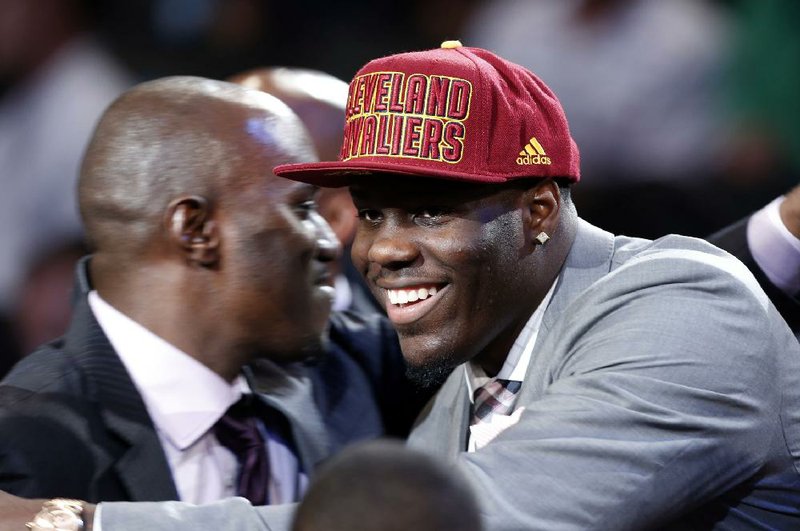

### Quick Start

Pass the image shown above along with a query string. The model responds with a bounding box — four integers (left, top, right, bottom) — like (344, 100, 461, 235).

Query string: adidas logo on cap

(516, 137, 551, 166)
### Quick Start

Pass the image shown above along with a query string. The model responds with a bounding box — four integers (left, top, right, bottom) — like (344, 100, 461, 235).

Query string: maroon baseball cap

(274, 41, 580, 187)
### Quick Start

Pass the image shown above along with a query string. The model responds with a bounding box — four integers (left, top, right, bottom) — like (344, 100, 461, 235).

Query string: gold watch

(26, 498, 85, 531)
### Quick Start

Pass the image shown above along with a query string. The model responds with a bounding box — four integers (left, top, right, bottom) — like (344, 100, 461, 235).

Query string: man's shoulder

(1, 338, 85, 396)
(611, 231, 738, 265)
(607, 232, 766, 306)
(550, 231, 785, 369)
(561, 224, 768, 318)
(0, 344, 101, 460)
(545, 228, 782, 371)
(0, 379, 104, 500)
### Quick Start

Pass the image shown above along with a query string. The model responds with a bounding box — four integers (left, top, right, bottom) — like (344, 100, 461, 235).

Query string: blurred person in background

(0, 0, 133, 373)
(11, 240, 88, 358)
(463, 0, 736, 238)
(98, 0, 431, 83)
(230, 67, 381, 314)
(718, 0, 800, 216)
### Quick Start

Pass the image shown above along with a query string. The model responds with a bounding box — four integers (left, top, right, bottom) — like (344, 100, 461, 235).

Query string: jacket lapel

(540, 219, 616, 334)
(407, 366, 470, 459)
(518, 219, 616, 402)
(244, 360, 330, 476)
(64, 296, 179, 501)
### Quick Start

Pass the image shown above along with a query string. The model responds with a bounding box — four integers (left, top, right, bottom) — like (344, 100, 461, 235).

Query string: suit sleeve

(457, 249, 795, 530)
(98, 498, 295, 531)
(708, 215, 800, 332)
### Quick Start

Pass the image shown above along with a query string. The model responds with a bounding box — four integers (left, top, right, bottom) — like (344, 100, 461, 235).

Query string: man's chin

(399, 337, 466, 388)
(253, 330, 328, 365)
(293, 332, 328, 362)
(405, 358, 458, 389)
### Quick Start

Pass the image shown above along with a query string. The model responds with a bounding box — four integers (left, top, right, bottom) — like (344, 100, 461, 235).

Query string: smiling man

(347, 177, 562, 390)
(4, 45, 800, 531)
(273, 42, 800, 529)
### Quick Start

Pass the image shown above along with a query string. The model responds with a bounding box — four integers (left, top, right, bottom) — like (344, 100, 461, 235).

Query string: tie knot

(214, 396, 265, 452)
(471, 378, 521, 425)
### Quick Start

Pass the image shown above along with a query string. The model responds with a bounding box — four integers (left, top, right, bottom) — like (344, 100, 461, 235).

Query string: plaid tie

(471, 378, 522, 425)
(214, 396, 270, 505)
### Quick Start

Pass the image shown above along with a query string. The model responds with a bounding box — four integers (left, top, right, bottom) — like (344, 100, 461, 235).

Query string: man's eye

(294, 200, 317, 219)
(413, 208, 449, 223)
(416, 208, 443, 219)
(357, 209, 382, 222)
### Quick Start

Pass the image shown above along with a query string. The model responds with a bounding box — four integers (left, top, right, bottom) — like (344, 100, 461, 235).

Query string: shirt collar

(88, 291, 249, 450)
(466, 280, 558, 402)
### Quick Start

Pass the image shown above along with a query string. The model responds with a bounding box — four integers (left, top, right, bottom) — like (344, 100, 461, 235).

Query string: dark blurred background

(1, 0, 798, 375)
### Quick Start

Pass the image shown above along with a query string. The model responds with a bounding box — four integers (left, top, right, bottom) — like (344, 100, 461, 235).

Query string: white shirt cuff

(747, 196, 800, 296)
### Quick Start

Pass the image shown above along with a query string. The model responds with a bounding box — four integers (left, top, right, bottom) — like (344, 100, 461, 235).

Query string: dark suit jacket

(708, 217, 800, 333)
(0, 260, 427, 503)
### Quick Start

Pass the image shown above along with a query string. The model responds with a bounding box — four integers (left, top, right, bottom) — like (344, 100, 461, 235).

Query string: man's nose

(311, 210, 341, 263)
(367, 225, 419, 270)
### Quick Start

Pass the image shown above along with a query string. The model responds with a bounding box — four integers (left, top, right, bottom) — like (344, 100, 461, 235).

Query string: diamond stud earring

(535, 231, 550, 245)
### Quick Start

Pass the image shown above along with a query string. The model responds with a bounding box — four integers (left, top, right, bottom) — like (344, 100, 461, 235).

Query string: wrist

(83, 504, 96, 531)
(26, 498, 91, 531)
(779, 190, 800, 239)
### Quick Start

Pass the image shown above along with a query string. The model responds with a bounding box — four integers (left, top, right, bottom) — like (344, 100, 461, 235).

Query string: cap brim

(273, 160, 511, 188)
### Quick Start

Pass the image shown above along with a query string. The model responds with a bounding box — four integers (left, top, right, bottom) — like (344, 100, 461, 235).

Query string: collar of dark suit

(62, 256, 180, 500)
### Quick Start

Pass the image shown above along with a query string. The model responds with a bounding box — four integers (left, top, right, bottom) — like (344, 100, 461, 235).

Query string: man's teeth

(387, 286, 438, 305)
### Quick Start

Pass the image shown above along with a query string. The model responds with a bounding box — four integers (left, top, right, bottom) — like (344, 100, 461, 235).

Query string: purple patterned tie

(471, 378, 522, 425)
(213, 396, 269, 505)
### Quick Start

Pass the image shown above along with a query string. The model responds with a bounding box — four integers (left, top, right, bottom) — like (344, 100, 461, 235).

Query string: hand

(0, 490, 44, 530)
(0, 491, 95, 531)
(779, 184, 800, 239)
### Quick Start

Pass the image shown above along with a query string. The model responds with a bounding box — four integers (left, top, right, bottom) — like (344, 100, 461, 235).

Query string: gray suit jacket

(100, 219, 800, 530)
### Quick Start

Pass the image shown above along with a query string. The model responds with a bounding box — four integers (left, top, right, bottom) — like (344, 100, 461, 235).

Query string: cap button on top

(440, 40, 463, 49)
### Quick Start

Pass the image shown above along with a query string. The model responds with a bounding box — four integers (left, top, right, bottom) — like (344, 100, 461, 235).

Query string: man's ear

(164, 196, 220, 267)
(522, 180, 561, 247)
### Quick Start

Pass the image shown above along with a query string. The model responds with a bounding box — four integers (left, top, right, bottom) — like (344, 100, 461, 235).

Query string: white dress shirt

(748, 196, 800, 297)
(87, 291, 305, 506)
(465, 281, 557, 451)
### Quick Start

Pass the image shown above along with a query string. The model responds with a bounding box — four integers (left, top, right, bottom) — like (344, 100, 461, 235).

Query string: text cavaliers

(341, 72, 472, 163)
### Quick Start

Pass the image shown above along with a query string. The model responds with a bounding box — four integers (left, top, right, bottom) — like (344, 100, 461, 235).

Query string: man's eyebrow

(288, 183, 319, 198)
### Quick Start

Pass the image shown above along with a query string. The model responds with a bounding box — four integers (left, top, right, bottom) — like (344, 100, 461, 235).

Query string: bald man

(230, 68, 380, 315)
(292, 439, 482, 531)
(0, 77, 419, 516)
